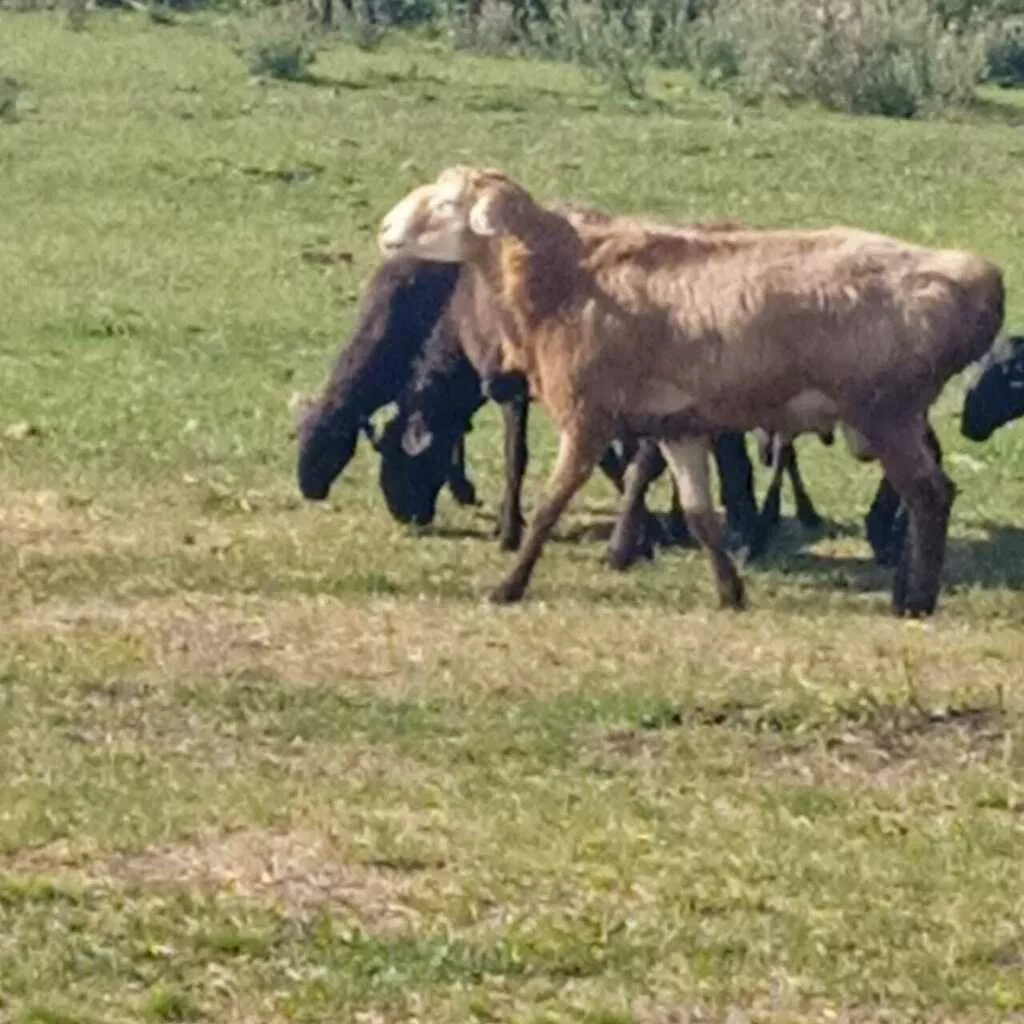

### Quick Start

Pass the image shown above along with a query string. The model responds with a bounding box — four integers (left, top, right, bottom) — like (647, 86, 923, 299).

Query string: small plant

(554, 0, 651, 99)
(0, 77, 20, 123)
(65, 0, 88, 30)
(232, 10, 320, 82)
(448, 0, 524, 56)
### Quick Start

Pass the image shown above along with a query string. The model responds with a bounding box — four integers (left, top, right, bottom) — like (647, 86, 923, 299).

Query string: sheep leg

(606, 439, 667, 570)
(446, 436, 479, 507)
(714, 432, 758, 548)
(785, 445, 824, 528)
(871, 424, 956, 618)
(666, 473, 692, 544)
(745, 438, 787, 562)
(597, 444, 628, 493)
(489, 426, 611, 605)
(659, 437, 746, 610)
(497, 394, 529, 551)
(864, 475, 903, 566)
(866, 424, 943, 566)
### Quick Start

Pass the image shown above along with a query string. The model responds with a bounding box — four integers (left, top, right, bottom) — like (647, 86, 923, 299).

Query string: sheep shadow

(766, 519, 1024, 595)
(421, 508, 1024, 597)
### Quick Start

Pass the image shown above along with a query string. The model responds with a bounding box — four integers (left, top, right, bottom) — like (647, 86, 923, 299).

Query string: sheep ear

(402, 413, 434, 457)
(288, 391, 316, 431)
(468, 194, 500, 238)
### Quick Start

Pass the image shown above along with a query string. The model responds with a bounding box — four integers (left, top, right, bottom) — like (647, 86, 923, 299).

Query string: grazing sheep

(377, 165, 1004, 615)
(961, 334, 1024, 442)
(295, 255, 473, 505)
(375, 317, 765, 567)
(293, 248, 682, 558)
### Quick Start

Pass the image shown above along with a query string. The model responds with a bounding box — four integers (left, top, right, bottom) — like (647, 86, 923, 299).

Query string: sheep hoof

(498, 529, 522, 552)
(718, 574, 747, 611)
(488, 580, 525, 604)
(606, 545, 636, 572)
(496, 516, 524, 551)
(894, 589, 938, 618)
(797, 508, 824, 529)
(448, 479, 479, 507)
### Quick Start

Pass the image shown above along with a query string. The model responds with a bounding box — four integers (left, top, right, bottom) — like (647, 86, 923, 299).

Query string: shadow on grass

(961, 94, 1024, 128)
(758, 519, 1024, 596)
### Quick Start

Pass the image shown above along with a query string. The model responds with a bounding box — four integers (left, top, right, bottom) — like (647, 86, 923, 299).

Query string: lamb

(376, 165, 1005, 615)
(961, 334, 1024, 442)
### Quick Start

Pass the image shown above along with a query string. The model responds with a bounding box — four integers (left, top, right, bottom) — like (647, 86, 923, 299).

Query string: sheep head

(377, 165, 533, 263)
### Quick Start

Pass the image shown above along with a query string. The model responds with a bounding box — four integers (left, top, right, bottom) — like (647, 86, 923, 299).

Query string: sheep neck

(476, 219, 582, 343)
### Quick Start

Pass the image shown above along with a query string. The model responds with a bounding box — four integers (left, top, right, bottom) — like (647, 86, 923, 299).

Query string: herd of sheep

(294, 165, 1024, 617)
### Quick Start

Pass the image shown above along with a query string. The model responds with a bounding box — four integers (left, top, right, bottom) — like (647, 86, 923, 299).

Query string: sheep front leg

(446, 436, 479, 507)
(871, 422, 955, 618)
(659, 437, 746, 609)
(497, 394, 529, 551)
(489, 426, 611, 605)
(785, 445, 824, 528)
(607, 439, 665, 570)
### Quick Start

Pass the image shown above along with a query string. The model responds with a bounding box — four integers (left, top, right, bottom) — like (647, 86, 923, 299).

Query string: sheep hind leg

(659, 437, 746, 610)
(871, 424, 956, 618)
(497, 395, 529, 552)
(870, 423, 944, 567)
(489, 425, 612, 605)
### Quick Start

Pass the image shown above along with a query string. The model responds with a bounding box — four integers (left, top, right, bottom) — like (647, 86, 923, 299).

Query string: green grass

(2, 9, 1024, 1021)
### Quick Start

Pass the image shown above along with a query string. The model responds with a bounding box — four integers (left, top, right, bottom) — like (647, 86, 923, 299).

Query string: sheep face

(376, 410, 453, 525)
(962, 334, 1024, 442)
(295, 398, 362, 501)
(377, 166, 519, 263)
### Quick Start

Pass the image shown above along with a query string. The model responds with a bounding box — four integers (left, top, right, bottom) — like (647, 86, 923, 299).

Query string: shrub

(696, 0, 987, 118)
(551, 0, 652, 98)
(447, 0, 525, 55)
(231, 9, 320, 80)
(985, 16, 1024, 83)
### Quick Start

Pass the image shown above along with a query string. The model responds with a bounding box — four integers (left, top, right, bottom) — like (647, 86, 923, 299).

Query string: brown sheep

(377, 166, 1005, 616)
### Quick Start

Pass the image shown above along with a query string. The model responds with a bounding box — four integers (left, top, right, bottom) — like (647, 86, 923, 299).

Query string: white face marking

(401, 414, 434, 457)
(377, 180, 470, 262)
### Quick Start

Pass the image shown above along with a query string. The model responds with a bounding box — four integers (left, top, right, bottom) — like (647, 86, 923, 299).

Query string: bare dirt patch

(8, 827, 447, 933)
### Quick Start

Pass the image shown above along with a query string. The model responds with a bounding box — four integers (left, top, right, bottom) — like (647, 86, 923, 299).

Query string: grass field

(3, 10, 1024, 1021)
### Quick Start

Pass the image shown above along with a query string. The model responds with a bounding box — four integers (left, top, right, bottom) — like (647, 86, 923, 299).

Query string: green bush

(448, 0, 526, 56)
(550, 0, 652, 98)
(985, 16, 1024, 83)
(230, 9, 320, 79)
(695, 0, 987, 118)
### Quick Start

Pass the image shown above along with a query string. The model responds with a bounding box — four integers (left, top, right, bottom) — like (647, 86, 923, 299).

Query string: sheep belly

(615, 380, 844, 442)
